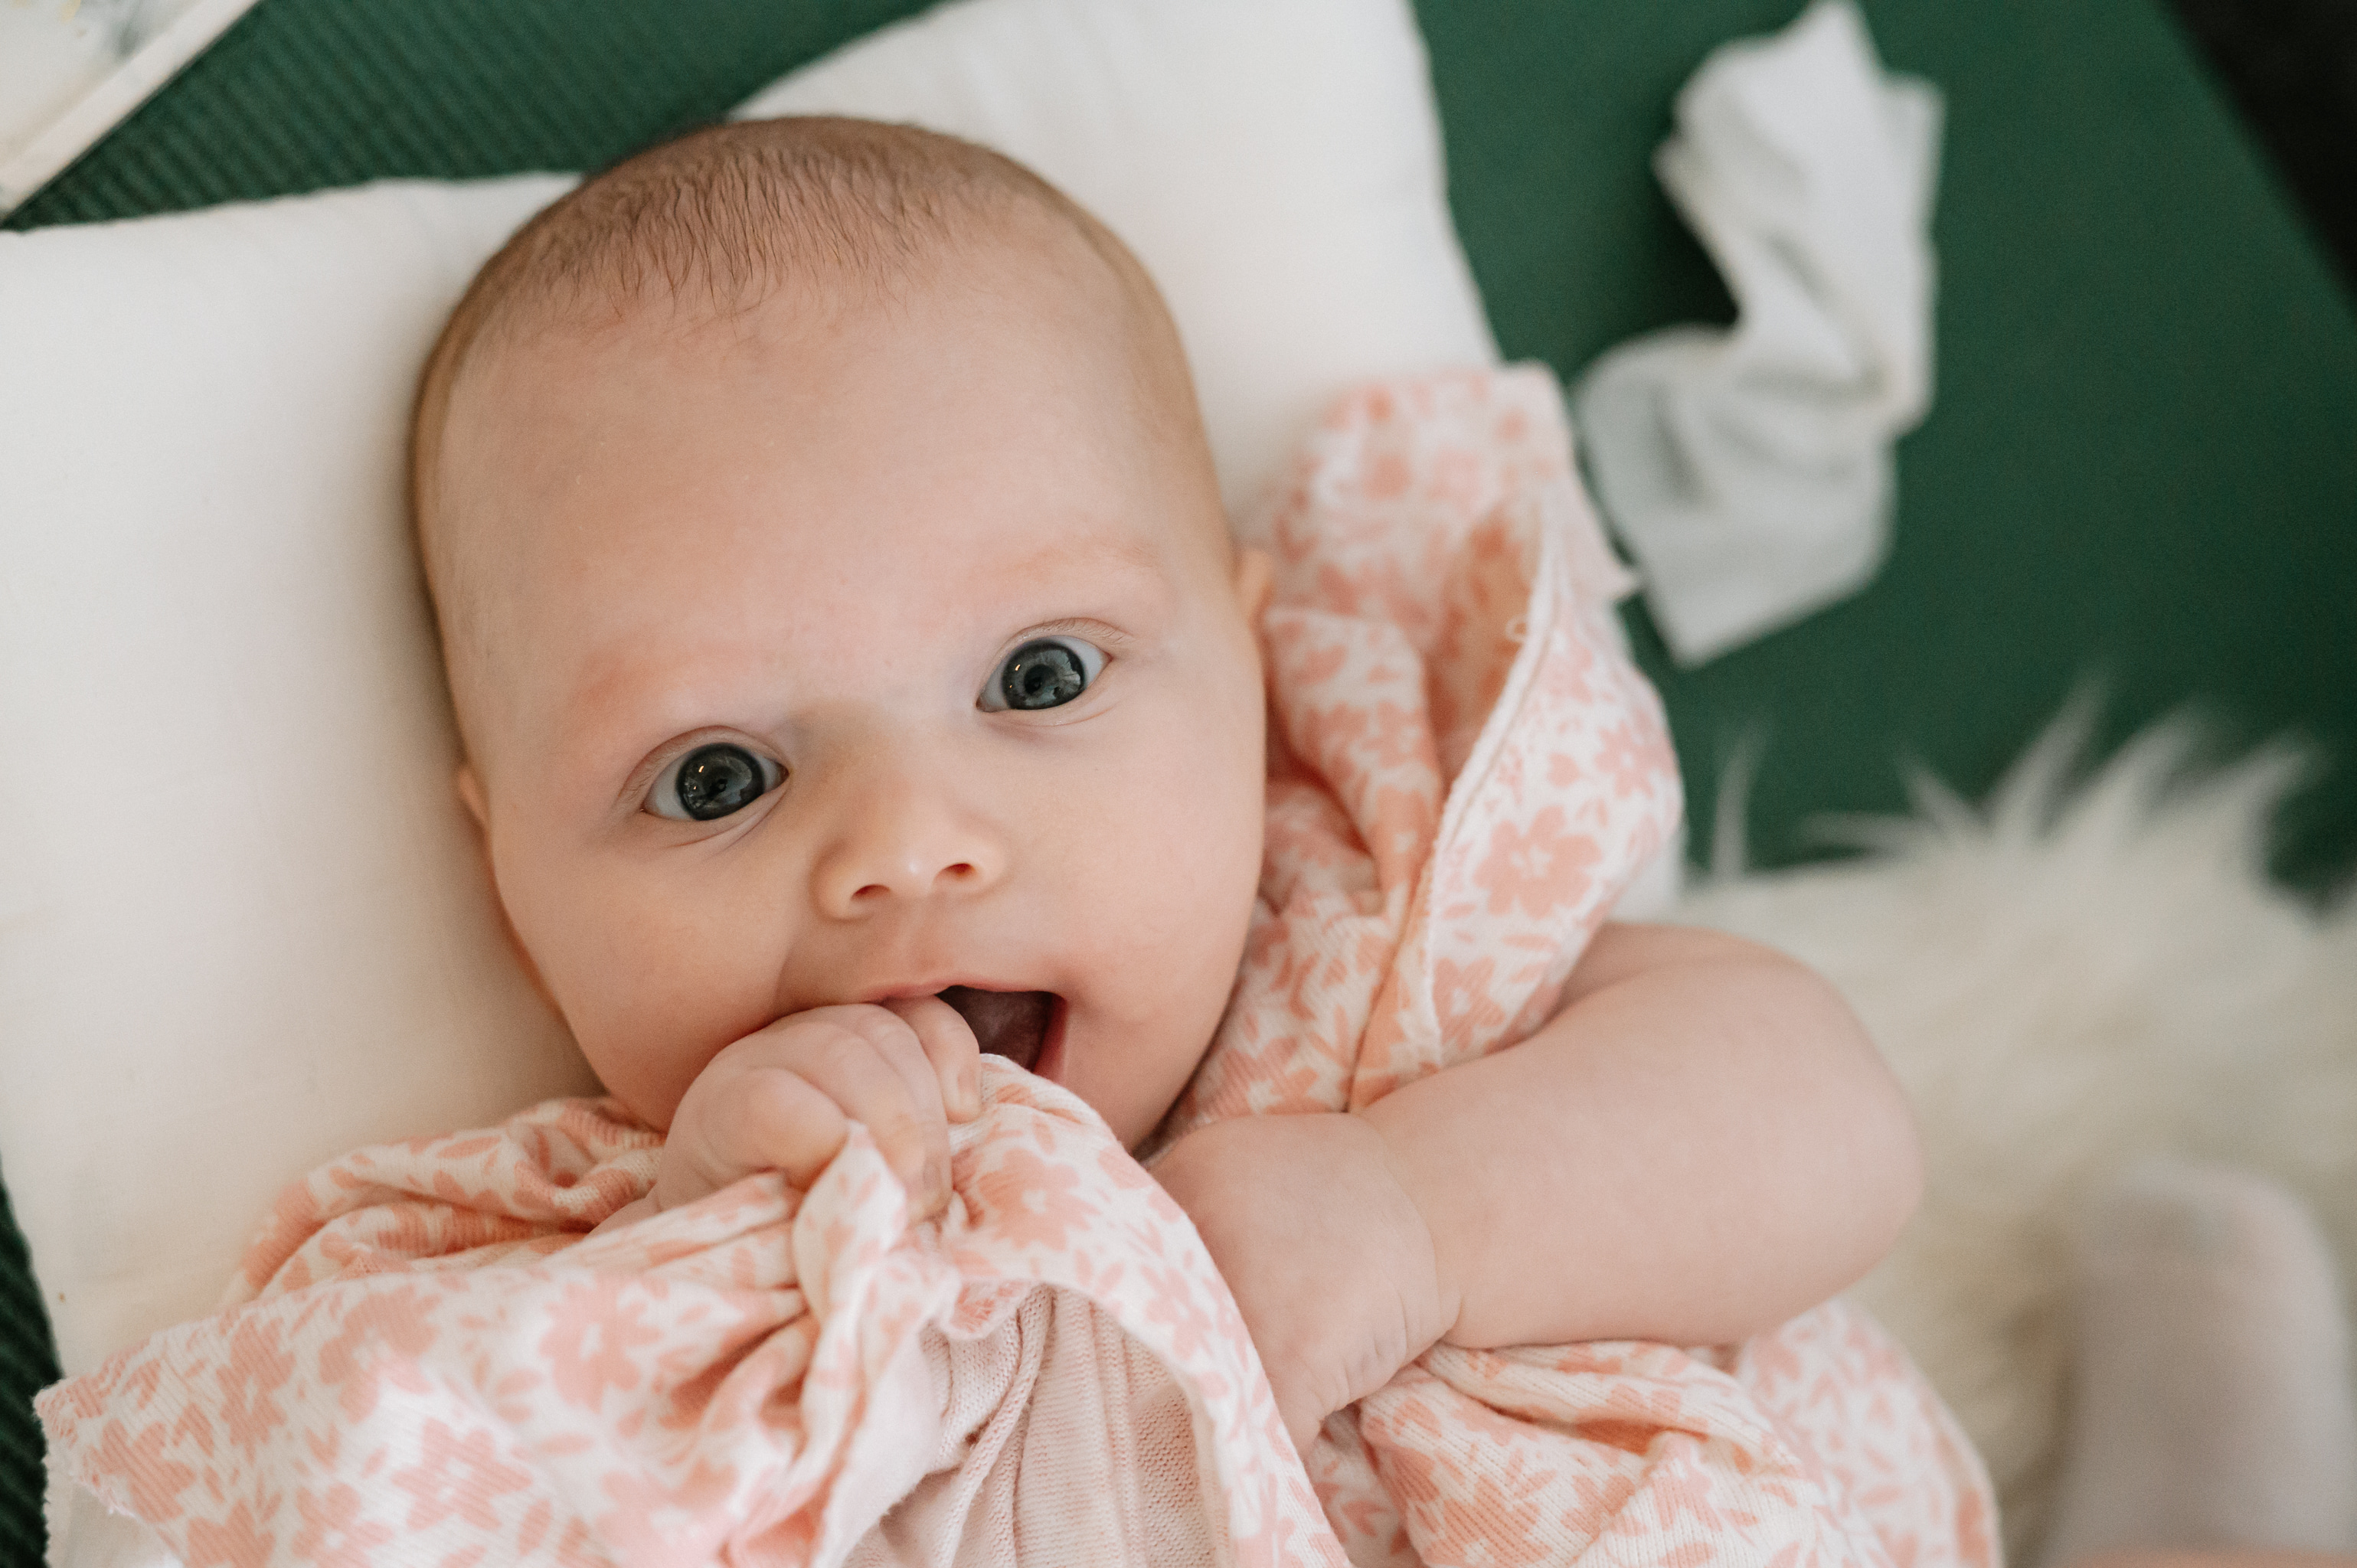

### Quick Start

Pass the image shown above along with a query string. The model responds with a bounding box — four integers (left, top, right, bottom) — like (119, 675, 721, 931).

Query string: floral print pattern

(41, 368, 1994, 1567)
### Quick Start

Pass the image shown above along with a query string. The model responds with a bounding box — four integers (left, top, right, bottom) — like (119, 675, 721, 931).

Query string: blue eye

(981, 637, 1106, 712)
(647, 743, 784, 822)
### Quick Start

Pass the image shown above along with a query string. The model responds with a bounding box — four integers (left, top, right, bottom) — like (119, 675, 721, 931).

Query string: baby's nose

(809, 762, 1006, 919)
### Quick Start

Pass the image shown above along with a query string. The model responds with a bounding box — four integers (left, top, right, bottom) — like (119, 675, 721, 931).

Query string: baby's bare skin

(422, 122, 1923, 1453)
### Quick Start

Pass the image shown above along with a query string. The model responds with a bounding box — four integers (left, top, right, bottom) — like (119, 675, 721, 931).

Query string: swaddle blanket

(41, 368, 1994, 1567)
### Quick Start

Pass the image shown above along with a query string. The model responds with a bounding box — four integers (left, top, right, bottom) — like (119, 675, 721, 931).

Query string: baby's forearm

(1361, 922, 1921, 1350)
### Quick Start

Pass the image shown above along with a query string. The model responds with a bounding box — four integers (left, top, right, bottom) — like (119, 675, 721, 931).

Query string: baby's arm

(1366, 921, 1920, 1346)
(1154, 922, 1921, 1446)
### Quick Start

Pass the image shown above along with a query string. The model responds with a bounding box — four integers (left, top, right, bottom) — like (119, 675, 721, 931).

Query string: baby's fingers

(667, 1067, 849, 1206)
(883, 995, 982, 1122)
(783, 1009, 953, 1217)
(1278, 1385, 1329, 1460)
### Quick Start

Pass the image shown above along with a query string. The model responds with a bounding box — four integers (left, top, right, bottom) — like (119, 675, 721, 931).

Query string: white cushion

(0, 0, 1497, 1377)
(0, 177, 593, 1379)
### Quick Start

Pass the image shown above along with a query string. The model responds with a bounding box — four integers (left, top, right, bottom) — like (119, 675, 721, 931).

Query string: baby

(412, 116, 1921, 1454)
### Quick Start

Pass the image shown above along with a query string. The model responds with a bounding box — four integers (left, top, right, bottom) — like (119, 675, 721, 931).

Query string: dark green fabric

(1426, 1, 2357, 894)
(8, 1, 940, 224)
(4, 2, 2352, 1560)
(0, 1179, 57, 1568)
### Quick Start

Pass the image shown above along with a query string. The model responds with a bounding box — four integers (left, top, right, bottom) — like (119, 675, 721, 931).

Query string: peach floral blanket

(41, 368, 1994, 1567)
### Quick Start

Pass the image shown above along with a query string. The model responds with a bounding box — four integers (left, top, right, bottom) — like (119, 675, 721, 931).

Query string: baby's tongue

(938, 986, 1054, 1072)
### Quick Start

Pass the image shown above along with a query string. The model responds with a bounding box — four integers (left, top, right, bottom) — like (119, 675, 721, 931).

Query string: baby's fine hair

(413, 116, 1143, 514)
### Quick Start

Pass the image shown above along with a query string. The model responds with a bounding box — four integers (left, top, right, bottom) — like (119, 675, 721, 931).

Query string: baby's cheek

(1101, 724, 1263, 1103)
(1168, 730, 1267, 925)
(595, 978, 780, 1134)
(515, 878, 765, 1133)
(1100, 767, 1254, 941)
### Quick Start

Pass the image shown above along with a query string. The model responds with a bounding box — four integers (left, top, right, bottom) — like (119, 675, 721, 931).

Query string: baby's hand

(1152, 1114, 1455, 1453)
(642, 998, 982, 1223)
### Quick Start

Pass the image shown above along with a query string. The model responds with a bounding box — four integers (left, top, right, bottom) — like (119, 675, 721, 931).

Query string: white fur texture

(2039, 1159, 2357, 1561)
(1676, 707, 2357, 1563)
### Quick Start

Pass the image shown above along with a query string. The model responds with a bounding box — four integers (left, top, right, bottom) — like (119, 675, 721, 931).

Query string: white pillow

(0, 0, 1497, 1377)
(0, 176, 592, 1380)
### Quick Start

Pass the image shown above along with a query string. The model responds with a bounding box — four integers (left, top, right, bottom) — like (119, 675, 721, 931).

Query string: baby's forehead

(433, 259, 1210, 699)
(444, 193, 1169, 481)
(447, 229, 1161, 514)
(418, 124, 1218, 760)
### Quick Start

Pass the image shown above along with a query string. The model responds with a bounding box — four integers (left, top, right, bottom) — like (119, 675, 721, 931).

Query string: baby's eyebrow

(986, 528, 1168, 591)
(557, 529, 1173, 750)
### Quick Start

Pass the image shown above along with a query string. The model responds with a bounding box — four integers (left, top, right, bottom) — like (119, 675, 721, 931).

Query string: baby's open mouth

(938, 986, 1061, 1076)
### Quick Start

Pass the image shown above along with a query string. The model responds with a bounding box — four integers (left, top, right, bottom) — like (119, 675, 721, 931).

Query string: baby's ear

(455, 763, 489, 834)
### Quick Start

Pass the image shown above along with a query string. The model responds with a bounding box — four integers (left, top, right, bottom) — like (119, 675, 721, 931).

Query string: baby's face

(436, 241, 1270, 1148)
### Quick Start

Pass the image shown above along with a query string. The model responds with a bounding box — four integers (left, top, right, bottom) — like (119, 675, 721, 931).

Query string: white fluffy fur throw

(1676, 710, 2357, 1562)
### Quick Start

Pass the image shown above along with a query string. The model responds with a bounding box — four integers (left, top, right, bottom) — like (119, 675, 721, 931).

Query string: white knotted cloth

(1575, 0, 1943, 665)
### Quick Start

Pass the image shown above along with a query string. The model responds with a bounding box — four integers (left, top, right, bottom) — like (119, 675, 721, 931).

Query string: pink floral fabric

(41, 368, 1995, 1567)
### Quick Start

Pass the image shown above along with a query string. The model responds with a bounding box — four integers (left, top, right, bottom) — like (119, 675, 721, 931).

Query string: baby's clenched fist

(598, 997, 982, 1233)
(1152, 1113, 1457, 1453)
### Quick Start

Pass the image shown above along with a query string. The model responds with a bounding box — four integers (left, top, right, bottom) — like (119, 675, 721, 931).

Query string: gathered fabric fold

(43, 368, 1993, 1567)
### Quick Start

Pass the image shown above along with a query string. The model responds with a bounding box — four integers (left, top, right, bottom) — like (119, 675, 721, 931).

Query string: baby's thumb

(884, 994, 983, 1122)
